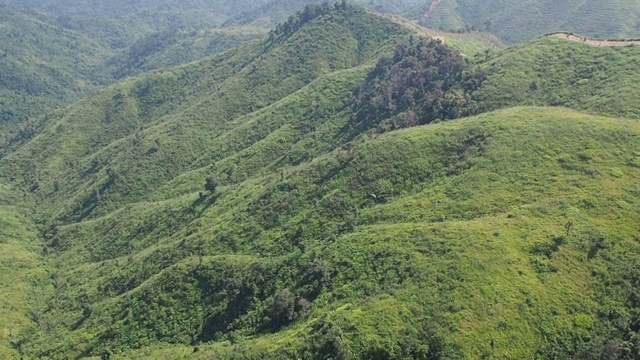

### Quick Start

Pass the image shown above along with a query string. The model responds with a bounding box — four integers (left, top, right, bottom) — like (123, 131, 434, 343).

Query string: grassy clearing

(475, 36, 640, 119)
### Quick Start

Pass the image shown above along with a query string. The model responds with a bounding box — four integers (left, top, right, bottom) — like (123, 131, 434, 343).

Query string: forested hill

(404, 0, 640, 44)
(0, 4, 112, 135)
(1, 3, 640, 359)
(222, 0, 425, 28)
(0, 0, 427, 145)
(2, 0, 424, 45)
(4, 0, 260, 48)
(0, 3, 263, 141)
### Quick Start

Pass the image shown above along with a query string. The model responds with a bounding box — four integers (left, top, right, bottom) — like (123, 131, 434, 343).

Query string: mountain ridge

(0, 3, 639, 359)
(405, 0, 640, 44)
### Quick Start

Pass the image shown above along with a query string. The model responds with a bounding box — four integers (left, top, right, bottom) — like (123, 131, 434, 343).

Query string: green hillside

(1, 4, 640, 360)
(222, 0, 425, 28)
(0, 5, 111, 133)
(2, 0, 260, 44)
(475, 36, 640, 118)
(109, 106, 638, 359)
(0, 183, 50, 359)
(0, 3, 265, 146)
(406, 0, 640, 44)
(10, 105, 640, 358)
(103, 27, 266, 79)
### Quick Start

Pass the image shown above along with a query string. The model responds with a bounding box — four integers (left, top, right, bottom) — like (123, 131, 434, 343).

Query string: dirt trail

(424, 0, 444, 20)
(550, 32, 640, 47)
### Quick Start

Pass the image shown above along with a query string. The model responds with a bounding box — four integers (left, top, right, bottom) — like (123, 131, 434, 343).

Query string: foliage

(103, 28, 266, 79)
(1, 4, 640, 360)
(0, 183, 50, 359)
(348, 37, 485, 134)
(0, 4, 111, 133)
(204, 177, 218, 193)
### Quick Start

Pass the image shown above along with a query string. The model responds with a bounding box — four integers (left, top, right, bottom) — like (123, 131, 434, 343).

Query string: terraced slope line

(550, 32, 640, 46)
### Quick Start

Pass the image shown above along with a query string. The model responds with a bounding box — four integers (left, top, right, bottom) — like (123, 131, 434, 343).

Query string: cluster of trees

(348, 37, 486, 134)
(269, 1, 355, 41)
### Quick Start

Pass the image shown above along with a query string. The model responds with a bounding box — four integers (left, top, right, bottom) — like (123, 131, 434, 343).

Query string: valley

(0, 1, 639, 359)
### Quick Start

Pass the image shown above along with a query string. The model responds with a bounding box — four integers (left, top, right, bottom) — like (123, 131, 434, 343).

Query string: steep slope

(103, 27, 266, 79)
(2, 5, 640, 360)
(1, 0, 262, 47)
(0, 4, 411, 224)
(0, 183, 49, 359)
(474, 36, 640, 119)
(405, 0, 640, 44)
(15, 107, 640, 359)
(0, 7, 414, 357)
(0, 3, 270, 143)
(0, 5, 111, 132)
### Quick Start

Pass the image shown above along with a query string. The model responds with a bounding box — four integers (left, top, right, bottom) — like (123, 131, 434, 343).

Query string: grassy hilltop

(405, 0, 640, 44)
(0, 3, 639, 359)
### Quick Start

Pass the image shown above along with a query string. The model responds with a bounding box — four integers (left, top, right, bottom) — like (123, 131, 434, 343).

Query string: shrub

(204, 176, 218, 193)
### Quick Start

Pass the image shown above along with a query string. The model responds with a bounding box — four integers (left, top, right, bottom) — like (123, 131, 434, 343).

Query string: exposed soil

(550, 32, 640, 47)
(424, 0, 444, 20)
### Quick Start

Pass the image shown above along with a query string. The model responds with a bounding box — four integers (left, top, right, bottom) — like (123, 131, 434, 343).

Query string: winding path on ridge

(549, 32, 640, 47)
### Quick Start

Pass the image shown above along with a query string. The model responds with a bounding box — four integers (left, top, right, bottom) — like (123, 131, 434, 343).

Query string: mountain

(0, 5, 111, 134)
(222, 0, 425, 28)
(89, 105, 639, 359)
(474, 35, 640, 118)
(405, 0, 640, 44)
(103, 27, 266, 79)
(0, 3, 265, 146)
(0, 0, 427, 142)
(1, 0, 263, 43)
(1, 3, 640, 360)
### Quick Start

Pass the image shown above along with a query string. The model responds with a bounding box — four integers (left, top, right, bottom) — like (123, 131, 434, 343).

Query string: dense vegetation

(1, 0, 258, 44)
(223, 0, 424, 28)
(0, 0, 427, 146)
(103, 27, 266, 79)
(348, 37, 485, 134)
(0, 3, 261, 144)
(404, 0, 640, 43)
(0, 5, 111, 133)
(1, 2, 640, 360)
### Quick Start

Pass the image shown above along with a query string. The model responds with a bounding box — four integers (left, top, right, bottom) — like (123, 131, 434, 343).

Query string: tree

(266, 288, 296, 329)
(204, 176, 218, 193)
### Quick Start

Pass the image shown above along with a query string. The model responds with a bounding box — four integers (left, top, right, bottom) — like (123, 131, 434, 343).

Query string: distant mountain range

(405, 0, 640, 43)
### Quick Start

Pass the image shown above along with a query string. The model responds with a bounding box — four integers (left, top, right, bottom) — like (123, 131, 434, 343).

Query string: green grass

(16, 106, 640, 358)
(474, 36, 640, 119)
(405, 0, 640, 44)
(2, 6, 640, 359)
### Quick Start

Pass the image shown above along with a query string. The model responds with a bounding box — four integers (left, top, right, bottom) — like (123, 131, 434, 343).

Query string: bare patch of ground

(550, 32, 640, 46)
